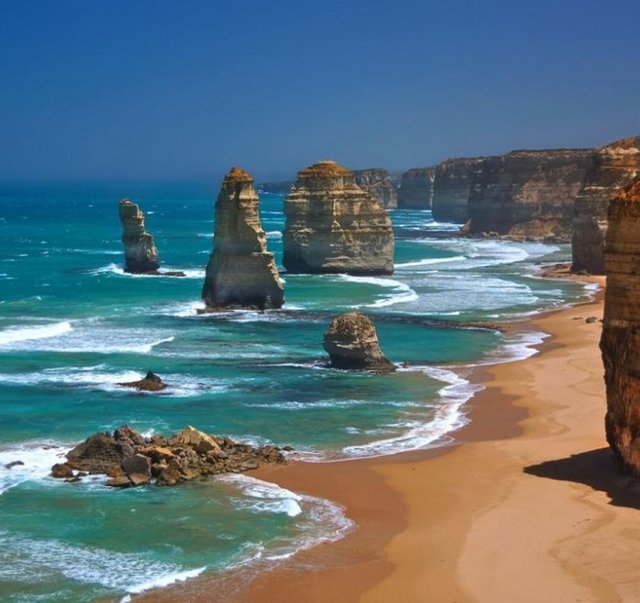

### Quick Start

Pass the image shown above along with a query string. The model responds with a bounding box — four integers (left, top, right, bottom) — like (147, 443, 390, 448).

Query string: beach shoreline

(137, 274, 640, 603)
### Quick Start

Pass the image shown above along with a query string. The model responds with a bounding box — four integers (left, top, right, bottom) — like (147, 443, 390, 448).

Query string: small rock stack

(119, 199, 160, 273)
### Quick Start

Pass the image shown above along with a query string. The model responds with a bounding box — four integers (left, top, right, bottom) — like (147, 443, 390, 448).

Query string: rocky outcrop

(353, 168, 398, 209)
(283, 161, 394, 275)
(119, 199, 160, 273)
(601, 177, 640, 474)
(53, 424, 287, 487)
(432, 158, 485, 222)
(572, 136, 640, 274)
(397, 168, 435, 209)
(118, 371, 167, 392)
(464, 149, 594, 240)
(323, 312, 395, 371)
(202, 167, 284, 310)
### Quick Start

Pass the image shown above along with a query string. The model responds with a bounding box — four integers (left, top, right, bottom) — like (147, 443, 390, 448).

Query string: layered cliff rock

(601, 177, 640, 473)
(432, 158, 485, 222)
(119, 199, 160, 273)
(202, 167, 284, 309)
(353, 168, 398, 209)
(464, 149, 594, 239)
(283, 161, 394, 275)
(572, 136, 640, 274)
(397, 168, 435, 209)
(323, 312, 394, 371)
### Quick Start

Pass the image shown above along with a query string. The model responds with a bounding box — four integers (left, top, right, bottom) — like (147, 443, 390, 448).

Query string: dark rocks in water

(118, 199, 160, 274)
(56, 424, 287, 488)
(323, 312, 395, 372)
(202, 167, 284, 310)
(118, 371, 168, 392)
(4, 460, 24, 469)
(283, 161, 395, 275)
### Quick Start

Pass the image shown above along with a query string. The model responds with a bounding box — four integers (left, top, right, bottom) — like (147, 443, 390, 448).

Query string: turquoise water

(0, 184, 593, 601)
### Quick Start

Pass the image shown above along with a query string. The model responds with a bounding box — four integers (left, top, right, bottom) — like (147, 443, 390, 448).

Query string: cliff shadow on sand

(524, 448, 640, 509)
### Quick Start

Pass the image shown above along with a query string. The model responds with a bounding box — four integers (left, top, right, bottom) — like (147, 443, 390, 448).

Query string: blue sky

(1, 0, 639, 182)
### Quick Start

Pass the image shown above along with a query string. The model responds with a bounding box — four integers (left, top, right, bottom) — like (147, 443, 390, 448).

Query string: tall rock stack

(118, 199, 160, 273)
(283, 161, 394, 275)
(432, 158, 485, 222)
(464, 149, 594, 240)
(353, 168, 398, 209)
(572, 136, 640, 275)
(601, 177, 640, 473)
(397, 168, 435, 209)
(202, 167, 284, 309)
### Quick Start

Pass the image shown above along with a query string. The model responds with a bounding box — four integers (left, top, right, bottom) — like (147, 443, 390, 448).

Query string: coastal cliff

(397, 168, 434, 209)
(118, 199, 160, 273)
(283, 161, 394, 275)
(601, 177, 640, 473)
(464, 149, 594, 240)
(202, 167, 284, 309)
(353, 168, 398, 209)
(432, 158, 485, 223)
(572, 136, 640, 274)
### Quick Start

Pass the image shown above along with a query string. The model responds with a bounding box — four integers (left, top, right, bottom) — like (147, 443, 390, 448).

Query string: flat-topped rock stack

(118, 199, 160, 273)
(353, 168, 398, 209)
(432, 158, 485, 223)
(283, 161, 394, 275)
(601, 176, 640, 474)
(572, 136, 640, 274)
(202, 167, 284, 310)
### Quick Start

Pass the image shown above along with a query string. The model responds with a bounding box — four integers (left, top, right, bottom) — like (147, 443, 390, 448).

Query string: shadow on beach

(525, 447, 640, 510)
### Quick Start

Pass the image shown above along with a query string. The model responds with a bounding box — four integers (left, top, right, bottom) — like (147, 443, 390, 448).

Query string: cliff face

(397, 168, 434, 209)
(202, 167, 284, 309)
(118, 199, 160, 273)
(432, 158, 485, 222)
(353, 168, 398, 209)
(572, 136, 640, 274)
(465, 149, 594, 240)
(601, 177, 640, 473)
(283, 161, 394, 275)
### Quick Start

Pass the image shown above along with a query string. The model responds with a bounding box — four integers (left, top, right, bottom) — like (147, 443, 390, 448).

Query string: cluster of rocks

(201, 167, 284, 310)
(117, 371, 167, 392)
(601, 176, 640, 474)
(283, 161, 394, 275)
(51, 425, 288, 488)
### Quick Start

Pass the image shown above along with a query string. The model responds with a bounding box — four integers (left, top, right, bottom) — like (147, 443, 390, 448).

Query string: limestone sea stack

(353, 168, 398, 209)
(283, 161, 394, 275)
(202, 167, 284, 309)
(464, 149, 594, 240)
(397, 167, 435, 209)
(323, 312, 395, 371)
(601, 177, 640, 473)
(118, 199, 160, 273)
(572, 136, 640, 274)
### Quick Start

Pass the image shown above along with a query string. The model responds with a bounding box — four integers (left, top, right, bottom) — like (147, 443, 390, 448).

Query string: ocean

(0, 183, 595, 601)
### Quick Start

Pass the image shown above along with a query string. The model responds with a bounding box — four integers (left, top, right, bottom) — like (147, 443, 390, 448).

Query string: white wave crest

(0, 321, 72, 345)
(338, 274, 418, 308)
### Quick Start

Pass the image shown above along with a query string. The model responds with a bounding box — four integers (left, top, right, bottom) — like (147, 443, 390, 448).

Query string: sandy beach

(140, 277, 640, 603)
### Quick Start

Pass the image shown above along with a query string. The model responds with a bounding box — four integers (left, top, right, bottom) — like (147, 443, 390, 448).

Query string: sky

(1, 0, 639, 183)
